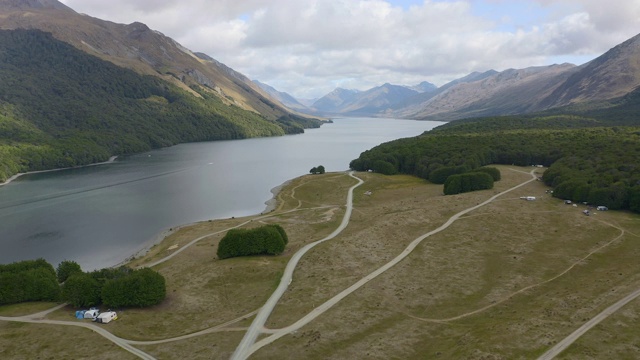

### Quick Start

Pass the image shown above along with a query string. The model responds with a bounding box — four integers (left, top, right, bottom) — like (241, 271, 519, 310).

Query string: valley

(0, 1, 639, 359)
(1, 167, 639, 359)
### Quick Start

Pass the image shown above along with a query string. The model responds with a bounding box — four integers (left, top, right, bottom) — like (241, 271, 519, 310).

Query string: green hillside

(0, 29, 321, 182)
(350, 90, 640, 212)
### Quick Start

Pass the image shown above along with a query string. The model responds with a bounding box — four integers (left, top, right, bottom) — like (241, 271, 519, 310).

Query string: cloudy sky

(59, 0, 640, 99)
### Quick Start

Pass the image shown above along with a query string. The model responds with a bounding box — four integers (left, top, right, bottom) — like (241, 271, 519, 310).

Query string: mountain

(311, 84, 419, 115)
(392, 32, 640, 121)
(385, 71, 498, 117)
(0, 0, 314, 122)
(407, 81, 438, 93)
(539, 33, 640, 109)
(394, 64, 577, 121)
(311, 88, 361, 113)
(0, 0, 323, 182)
(337, 83, 419, 115)
(253, 80, 309, 112)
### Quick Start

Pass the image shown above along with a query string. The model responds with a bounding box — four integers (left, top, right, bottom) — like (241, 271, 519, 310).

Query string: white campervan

(96, 311, 118, 324)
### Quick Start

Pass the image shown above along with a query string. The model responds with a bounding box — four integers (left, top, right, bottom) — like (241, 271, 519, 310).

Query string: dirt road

(231, 171, 364, 360)
(537, 287, 640, 360)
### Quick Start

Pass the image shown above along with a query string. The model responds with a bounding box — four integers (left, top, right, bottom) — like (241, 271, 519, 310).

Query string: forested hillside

(350, 89, 640, 212)
(0, 30, 321, 182)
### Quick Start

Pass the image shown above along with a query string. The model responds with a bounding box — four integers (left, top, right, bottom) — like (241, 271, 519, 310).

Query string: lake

(0, 117, 441, 270)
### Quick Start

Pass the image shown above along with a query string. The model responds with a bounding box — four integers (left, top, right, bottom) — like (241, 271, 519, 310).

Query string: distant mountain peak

(0, 0, 73, 11)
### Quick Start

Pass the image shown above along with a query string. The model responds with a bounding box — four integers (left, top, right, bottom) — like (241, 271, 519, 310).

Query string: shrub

(217, 224, 287, 259)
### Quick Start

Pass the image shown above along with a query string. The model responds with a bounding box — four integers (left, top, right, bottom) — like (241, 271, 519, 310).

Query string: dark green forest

(0, 29, 321, 182)
(350, 88, 640, 212)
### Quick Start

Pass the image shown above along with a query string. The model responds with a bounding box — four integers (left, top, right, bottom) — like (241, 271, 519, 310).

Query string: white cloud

(60, 0, 640, 99)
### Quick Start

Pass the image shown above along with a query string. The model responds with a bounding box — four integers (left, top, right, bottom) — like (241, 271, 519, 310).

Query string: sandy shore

(262, 179, 292, 214)
(0, 155, 118, 187)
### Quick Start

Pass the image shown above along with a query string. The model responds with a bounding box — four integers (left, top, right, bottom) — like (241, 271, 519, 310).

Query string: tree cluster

(310, 165, 326, 174)
(60, 264, 166, 308)
(0, 259, 60, 305)
(217, 224, 288, 259)
(350, 95, 640, 208)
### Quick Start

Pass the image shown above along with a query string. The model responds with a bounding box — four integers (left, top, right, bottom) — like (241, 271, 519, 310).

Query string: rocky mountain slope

(396, 64, 578, 121)
(253, 80, 309, 112)
(311, 84, 420, 115)
(393, 32, 640, 120)
(539, 33, 640, 109)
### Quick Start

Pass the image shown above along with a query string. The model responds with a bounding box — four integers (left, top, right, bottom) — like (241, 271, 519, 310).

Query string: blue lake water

(0, 117, 441, 270)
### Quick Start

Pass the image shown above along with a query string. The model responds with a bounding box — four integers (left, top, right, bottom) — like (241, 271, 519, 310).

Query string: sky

(59, 0, 640, 99)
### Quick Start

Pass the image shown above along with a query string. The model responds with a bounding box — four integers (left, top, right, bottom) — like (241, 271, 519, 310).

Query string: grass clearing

(0, 321, 138, 360)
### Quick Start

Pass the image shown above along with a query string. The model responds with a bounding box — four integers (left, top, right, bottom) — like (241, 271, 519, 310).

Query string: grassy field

(1, 166, 639, 359)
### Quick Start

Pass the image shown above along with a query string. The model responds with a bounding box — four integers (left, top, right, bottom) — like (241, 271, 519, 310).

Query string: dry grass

(0, 321, 138, 360)
(0, 302, 59, 317)
(2, 166, 639, 359)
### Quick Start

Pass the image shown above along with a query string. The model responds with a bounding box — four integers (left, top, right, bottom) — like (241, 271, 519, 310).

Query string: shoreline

(123, 178, 294, 267)
(0, 155, 118, 187)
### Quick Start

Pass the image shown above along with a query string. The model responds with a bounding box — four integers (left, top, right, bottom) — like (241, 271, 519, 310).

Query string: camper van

(96, 311, 118, 324)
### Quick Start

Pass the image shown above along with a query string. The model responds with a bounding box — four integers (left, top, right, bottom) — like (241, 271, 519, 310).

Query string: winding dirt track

(230, 169, 538, 358)
(231, 172, 364, 360)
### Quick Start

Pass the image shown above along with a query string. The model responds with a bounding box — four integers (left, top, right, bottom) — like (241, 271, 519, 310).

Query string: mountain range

(280, 33, 640, 120)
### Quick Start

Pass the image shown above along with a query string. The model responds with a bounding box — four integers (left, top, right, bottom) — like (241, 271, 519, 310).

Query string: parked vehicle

(96, 311, 118, 324)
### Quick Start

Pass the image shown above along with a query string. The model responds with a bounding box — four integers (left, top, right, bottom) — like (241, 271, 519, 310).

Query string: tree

(310, 165, 326, 175)
(62, 273, 101, 307)
(101, 268, 166, 308)
(0, 259, 60, 305)
(372, 160, 396, 175)
(471, 167, 501, 181)
(444, 172, 494, 195)
(56, 260, 82, 283)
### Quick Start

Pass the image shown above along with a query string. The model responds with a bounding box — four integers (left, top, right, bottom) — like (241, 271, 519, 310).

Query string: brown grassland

(1, 165, 639, 359)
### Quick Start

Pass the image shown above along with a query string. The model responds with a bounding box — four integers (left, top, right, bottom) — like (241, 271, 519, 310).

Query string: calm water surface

(0, 117, 441, 270)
